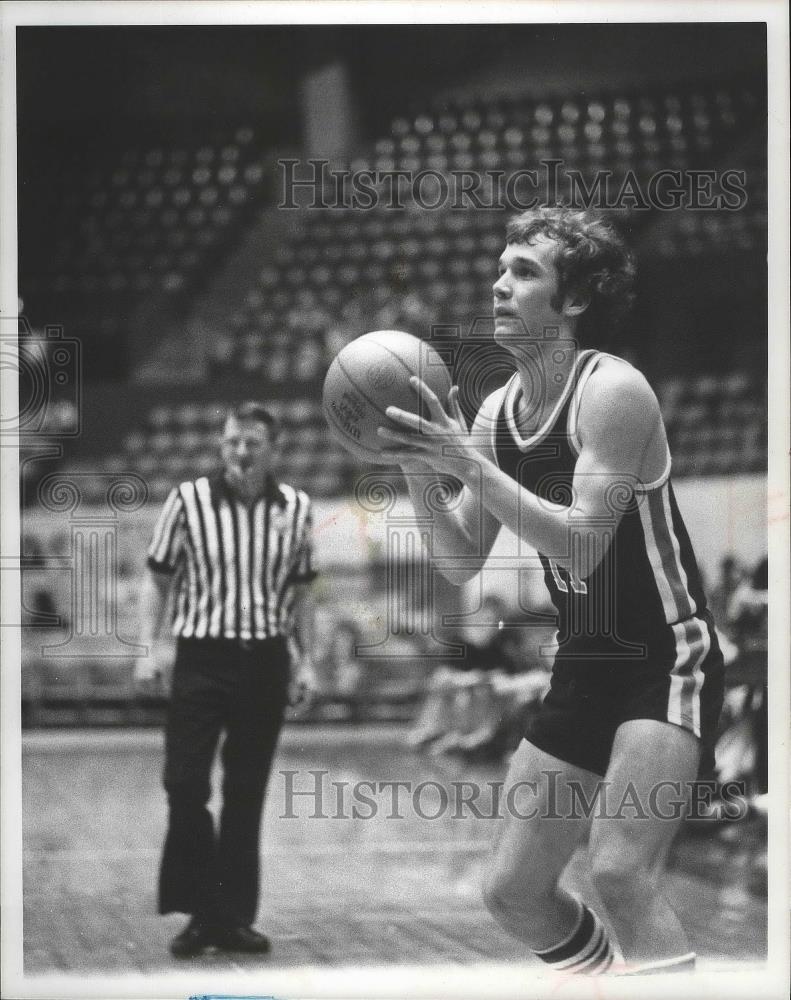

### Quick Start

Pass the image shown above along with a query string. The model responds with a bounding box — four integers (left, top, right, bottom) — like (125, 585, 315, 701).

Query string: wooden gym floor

(19, 725, 767, 985)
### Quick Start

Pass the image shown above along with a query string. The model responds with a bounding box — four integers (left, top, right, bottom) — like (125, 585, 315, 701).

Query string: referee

(135, 401, 317, 958)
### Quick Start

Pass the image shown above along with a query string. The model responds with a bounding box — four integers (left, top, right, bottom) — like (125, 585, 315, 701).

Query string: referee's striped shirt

(147, 474, 316, 641)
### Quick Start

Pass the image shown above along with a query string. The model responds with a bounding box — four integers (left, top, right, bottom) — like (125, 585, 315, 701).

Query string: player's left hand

(377, 378, 476, 477)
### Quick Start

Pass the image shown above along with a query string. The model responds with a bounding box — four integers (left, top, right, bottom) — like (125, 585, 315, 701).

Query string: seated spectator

(407, 597, 552, 760)
(708, 554, 745, 637)
(327, 619, 367, 700)
(709, 553, 769, 805)
(728, 555, 768, 649)
(406, 595, 508, 751)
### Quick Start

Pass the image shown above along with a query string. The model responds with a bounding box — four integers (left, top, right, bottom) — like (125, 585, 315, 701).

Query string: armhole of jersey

(567, 352, 605, 457)
(477, 384, 510, 469)
(569, 355, 672, 490)
(635, 445, 672, 492)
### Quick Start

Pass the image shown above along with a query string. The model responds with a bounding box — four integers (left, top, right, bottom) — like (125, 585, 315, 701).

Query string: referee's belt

(237, 636, 285, 651)
(179, 635, 285, 650)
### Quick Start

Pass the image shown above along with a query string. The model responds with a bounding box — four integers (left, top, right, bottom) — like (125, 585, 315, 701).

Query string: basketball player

(379, 207, 724, 975)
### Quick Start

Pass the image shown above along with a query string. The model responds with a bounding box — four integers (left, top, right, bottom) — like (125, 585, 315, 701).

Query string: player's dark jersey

(490, 349, 720, 738)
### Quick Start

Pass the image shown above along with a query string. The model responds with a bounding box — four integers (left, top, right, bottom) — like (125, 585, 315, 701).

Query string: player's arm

(384, 366, 662, 582)
(397, 388, 503, 586)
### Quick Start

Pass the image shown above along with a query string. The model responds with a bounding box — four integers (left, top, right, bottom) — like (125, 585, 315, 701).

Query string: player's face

(492, 236, 566, 346)
(221, 416, 277, 491)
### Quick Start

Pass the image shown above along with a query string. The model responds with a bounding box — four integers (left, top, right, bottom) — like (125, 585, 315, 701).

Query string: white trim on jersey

(668, 619, 710, 736)
(482, 383, 510, 467)
(638, 489, 678, 623)
(659, 485, 697, 618)
(504, 349, 595, 452)
(638, 483, 698, 623)
(637, 480, 709, 733)
(567, 351, 614, 457)
(634, 449, 672, 492)
(567, 351, 672, 491)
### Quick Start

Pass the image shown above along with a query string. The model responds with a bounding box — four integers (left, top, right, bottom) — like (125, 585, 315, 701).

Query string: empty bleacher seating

(197, 80, 763, 382)
(21, 125, 273, 330)
(660, 371, 766, 476)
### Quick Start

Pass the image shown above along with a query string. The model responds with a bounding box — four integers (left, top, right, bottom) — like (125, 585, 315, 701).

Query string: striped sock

(534, 898, 614, 975)
(619, 952, 697, 975)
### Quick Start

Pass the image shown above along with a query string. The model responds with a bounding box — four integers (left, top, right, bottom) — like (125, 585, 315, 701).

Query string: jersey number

(549, 560, 588, 595)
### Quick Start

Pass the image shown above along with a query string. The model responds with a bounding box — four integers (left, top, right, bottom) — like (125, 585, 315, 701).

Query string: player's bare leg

(588, 718, 700, 971)
(482, 739, 614, 972)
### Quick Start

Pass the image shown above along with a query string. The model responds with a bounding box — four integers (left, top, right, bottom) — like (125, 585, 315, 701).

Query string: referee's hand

(287, 641, 318, 712)
(133, 646, 165, 689)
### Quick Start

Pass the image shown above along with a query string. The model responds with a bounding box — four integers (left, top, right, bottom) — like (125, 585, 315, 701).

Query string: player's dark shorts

(524, 637, 725, 779)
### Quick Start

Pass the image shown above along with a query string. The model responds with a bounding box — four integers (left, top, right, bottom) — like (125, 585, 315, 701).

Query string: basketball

(322, 330, 453, 463)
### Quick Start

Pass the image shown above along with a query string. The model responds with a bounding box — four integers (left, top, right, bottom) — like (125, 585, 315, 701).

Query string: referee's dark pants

(158, 636, 291, 927)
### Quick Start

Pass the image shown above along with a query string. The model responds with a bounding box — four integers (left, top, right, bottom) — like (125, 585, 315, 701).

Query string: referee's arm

(285, 501, 319, 697)
(288, 582, 316, 662)
(135, 485, 184, 685)
(134, 570, 173, 684)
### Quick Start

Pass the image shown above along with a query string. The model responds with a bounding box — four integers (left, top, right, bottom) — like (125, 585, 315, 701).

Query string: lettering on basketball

(330, 389, 367, 441)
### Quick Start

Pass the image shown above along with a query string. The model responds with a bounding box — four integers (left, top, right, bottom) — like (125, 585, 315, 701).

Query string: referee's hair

(226, 401, 280, 441)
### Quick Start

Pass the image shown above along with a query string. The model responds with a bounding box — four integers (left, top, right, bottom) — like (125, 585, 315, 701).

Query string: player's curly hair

(505, 207, 636, 344)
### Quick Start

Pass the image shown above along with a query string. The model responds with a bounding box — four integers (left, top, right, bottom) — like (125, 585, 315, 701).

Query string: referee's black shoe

(169, 916, 217, 958)
(214, 925, 272, 954)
